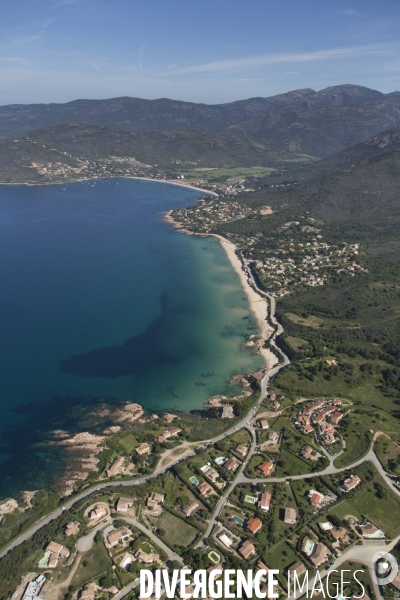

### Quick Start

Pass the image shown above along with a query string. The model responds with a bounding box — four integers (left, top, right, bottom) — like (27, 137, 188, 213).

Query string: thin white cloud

(92, 63, 100, 71)
(0, 19, 55, 49)
(174, 44, 397, 75)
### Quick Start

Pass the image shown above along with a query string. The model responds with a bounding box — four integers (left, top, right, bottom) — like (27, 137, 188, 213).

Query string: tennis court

(245, 495, 257, 504)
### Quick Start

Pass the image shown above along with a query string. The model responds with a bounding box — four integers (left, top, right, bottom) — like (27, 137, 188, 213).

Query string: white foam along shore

(212, 235, 278, 371)
(163, 210, 278, 372)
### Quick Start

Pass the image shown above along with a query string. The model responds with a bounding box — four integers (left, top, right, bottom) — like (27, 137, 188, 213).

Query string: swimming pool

(189, 475, 199, 485)
(304, 540, 315, 554)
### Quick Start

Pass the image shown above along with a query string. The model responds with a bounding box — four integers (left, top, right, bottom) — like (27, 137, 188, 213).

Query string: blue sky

(1, 0, 400, 105)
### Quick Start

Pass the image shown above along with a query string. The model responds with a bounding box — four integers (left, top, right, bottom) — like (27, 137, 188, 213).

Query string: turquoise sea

(0, 178, 263, 497)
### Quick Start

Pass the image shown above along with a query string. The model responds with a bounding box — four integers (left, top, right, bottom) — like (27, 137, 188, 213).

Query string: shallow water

(0, 178, 263, 497)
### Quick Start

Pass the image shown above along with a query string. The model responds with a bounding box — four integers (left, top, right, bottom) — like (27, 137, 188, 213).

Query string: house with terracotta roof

(65, 521, 80, 536)
(135, 548, 161, 564)
(197, 481, 214, 498)
(107, 527, 133, 548)
(257, 461, 274, 476)
(308, 490, 325, 508)
(88, 505, 107, 520)
(269, 400, 280, 411)
(106, 455, 125, 478)
(181, 500, 199, 517)
(39, 541, 70, 568)
(149, 492, 165, 504)
(340, 474, 361, 493)
(136, 443, 151, 455)
(258, 492, 271, 512)
(116, 497, 134, 512)
(207, 564, 223, 578)
(300, 446, 315, 461)
(320, 421, 334, 434)
(304, 424, 314, 434)
(157, 428, 182, 443)
(247, 517, 262, 534)
(258, 419, 269, 430)
(251, 372, 264, 381)
(238, 539, 256, 559)
(202, 465, 219, 482)
(331, 411, 344, 425)
(224, 457, 240, 472)
(257, 561, 270, 574)
(324, 432, 337, 445)
(236, 444, 248, 457)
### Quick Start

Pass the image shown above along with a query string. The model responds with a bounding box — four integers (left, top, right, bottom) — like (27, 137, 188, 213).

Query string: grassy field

(173, 166, 278, 183)
(328, 463, 400, 537)
(274, 358, 396, 412)
(274, 449, 313, 477)
(158, 511, 197, 548)
(334, 408, 400, 468)
(71, 536, 112, 588)
(374, 436, 400, 476)
(263, 540, 301, 589)
(118, 432, 139, 452)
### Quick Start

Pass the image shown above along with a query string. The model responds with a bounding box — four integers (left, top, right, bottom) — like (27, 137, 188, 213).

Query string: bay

(0, 178, 263, 497)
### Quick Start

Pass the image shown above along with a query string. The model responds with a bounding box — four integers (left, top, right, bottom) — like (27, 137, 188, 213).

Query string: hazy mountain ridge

(0, 123, 291, 183)
(2, 85, 400, 183)
(1, 84, 399, 142)
(226, 102, 400, 158)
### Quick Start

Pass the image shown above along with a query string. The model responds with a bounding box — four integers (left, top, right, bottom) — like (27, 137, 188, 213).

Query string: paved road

(196, 425, 259, 547)
(241, 447, 400, 498)
(121, 516, 183, 564)
(1, 260, 397, 597)
(76, 518, 112, 552)
(112, 578, 139, 600)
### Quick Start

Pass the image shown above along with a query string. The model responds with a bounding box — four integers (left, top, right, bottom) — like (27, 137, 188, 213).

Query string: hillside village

(171, 199, 369, 297)
(7, 388, 400, 600)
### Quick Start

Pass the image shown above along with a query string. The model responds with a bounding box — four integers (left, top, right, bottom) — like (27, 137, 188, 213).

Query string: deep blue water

(0, 178, 263, 497)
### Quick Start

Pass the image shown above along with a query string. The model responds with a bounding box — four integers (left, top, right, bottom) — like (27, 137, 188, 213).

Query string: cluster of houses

(246, 229, 367, 295)
(297, 398, 344, 445)
(173, 199, 256, 233)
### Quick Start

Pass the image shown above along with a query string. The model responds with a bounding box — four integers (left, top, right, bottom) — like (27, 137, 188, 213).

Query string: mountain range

(1, 84, 400, 183)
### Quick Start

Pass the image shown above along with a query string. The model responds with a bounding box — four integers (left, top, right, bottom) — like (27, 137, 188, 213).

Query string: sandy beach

(0, 175, 220, 197)
(164, 210, 278, 371)
(212, 235, 278, 371)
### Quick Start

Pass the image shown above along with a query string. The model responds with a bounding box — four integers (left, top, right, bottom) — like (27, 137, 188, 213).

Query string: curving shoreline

(0, 174, 220, 197)
(163, 210, 278, 372)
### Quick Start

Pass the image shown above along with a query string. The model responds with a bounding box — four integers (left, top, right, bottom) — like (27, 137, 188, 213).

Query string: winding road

(1, 260, 399, 600)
